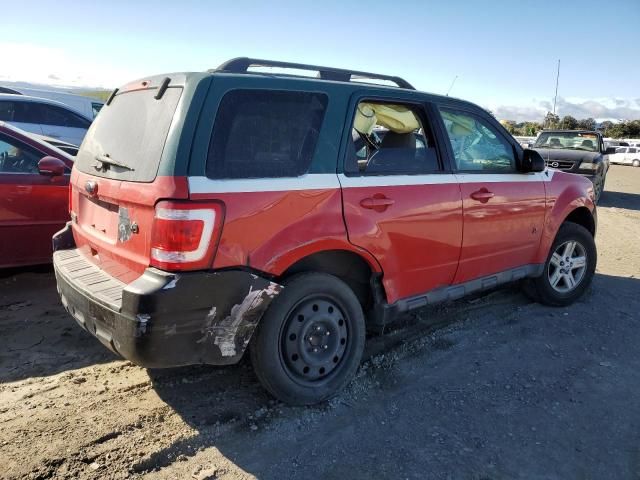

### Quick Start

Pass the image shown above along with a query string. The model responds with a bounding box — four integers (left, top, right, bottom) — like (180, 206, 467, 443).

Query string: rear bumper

(52, 223, 282, 368)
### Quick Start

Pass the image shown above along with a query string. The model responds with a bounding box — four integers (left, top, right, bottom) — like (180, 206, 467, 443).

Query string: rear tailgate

(70, 79, 189, 282)
(70, 171, 188, 283)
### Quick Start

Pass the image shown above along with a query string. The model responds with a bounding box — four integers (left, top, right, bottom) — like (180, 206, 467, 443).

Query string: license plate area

(78, 194, 120, 243)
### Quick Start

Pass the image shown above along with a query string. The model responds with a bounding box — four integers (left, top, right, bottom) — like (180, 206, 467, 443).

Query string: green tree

(561, 115, 578, 129)
(543, 112, 560, 129)
(500, 120, 517, 134)
(577, 118, 596, 131)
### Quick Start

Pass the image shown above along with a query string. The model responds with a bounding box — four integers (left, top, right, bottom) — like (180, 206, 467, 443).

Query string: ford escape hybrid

(53, 58, 597, 405)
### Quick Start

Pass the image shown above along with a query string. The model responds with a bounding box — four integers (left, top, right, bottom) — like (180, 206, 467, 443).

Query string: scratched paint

(163, 275, 181, 290)
(212, 282, 282, 356)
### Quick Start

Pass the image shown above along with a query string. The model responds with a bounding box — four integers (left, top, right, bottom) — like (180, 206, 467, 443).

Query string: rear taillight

(150, 201, 223, 271)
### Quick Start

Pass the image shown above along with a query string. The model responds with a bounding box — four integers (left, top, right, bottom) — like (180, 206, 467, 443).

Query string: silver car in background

(0, 94, 92, 146)
(609, 147, 640, 167)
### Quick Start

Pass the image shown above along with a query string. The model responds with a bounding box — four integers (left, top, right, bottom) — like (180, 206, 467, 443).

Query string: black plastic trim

(370, 264, 545, 327)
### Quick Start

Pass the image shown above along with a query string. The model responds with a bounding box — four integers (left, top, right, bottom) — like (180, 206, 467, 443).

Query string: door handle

(360, 196, 394, 211)
(470, 189, 494, 203)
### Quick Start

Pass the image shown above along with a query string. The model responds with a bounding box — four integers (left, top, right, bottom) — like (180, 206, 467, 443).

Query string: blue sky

(2, 0, 639, 121)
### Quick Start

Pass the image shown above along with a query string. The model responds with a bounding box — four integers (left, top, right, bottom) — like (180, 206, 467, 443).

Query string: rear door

(436, 106, 546, 284)
(340, 96, 463, 304)
(0, 132, 69, 267)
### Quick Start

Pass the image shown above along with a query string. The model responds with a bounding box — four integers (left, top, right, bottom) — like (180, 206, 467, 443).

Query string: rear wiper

(94, 153, 134, 171)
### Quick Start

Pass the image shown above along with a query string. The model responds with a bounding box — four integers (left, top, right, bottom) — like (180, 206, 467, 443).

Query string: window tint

(0, 135, 42, 173)
(207, 90, 327, 179)
(440, 108, 515, 172)
(40, 105, 90, 128)
(346, 101, 440, 175)
(629, 148, 637, 153)
(0, 101, 14, 121)
(615, 147, 626, 153)
(75, 87, 182, 182)
(13, 102, 45, 124)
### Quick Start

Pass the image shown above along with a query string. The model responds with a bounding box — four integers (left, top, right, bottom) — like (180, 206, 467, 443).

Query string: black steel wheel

(250, 272, 365, 405)
(281, 297, 349, 383)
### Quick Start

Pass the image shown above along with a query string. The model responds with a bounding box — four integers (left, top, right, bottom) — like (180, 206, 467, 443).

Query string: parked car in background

(0, 94, 92, 146)
(53, 58, 598, 405)
(604, 140, 629, 149)
(532, 129, 612, 203)
(0, 85, 103, 119)
(0, 121, 73, 268)
(609, 147, 640, 167)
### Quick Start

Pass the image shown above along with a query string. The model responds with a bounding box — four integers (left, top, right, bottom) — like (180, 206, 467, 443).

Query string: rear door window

(40, 105, 91, 128)
(345, 100, 441, 175)
(75, 87, 182, 182)
(0, 101, 14, 121)
(206, 90, 328, 179)
(10, 102, 43, 124)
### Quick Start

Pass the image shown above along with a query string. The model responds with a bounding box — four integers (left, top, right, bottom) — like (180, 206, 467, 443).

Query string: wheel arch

(563, 206, 596, 236)
(278, 249, 381, 314)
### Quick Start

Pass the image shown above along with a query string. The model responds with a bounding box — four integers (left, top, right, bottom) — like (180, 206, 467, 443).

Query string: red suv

(53, 59, 597, 404)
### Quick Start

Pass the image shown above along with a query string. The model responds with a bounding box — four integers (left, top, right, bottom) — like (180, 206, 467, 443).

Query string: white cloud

(491, 97, 640, 123)
(0, 42, 142, 89)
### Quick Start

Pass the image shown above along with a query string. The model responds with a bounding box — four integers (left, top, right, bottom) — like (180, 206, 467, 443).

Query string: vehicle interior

(0, 138, 41, 173)
(440, 110, 514, 171)
(534, 132, 599, 152)
(348, 102, 439, 174)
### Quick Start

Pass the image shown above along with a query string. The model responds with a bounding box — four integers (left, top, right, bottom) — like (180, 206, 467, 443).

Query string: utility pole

(552, 59, 560, 116)
(446, 75, 458, 96)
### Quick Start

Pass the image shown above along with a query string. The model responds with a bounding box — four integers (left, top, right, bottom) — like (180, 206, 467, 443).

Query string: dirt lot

(2, 165, 640, 480)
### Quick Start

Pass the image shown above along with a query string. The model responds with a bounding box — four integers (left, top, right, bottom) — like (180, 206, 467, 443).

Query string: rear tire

(250, 272, 365, 405)
(525, 222, 596, 307)
(632, 159, 640, 167)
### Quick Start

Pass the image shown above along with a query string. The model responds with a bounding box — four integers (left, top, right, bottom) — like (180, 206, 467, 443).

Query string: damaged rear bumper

(52, 224, 282, 368)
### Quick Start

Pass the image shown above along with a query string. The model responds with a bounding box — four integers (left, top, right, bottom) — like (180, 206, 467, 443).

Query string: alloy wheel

(548, 240, 588, 293)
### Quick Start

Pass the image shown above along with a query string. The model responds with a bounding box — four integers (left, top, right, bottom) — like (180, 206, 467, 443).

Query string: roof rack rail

(213, 57, 415, 90)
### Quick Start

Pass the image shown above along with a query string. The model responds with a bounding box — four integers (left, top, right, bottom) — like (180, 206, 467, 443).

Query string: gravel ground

(1, 165, 639, 480)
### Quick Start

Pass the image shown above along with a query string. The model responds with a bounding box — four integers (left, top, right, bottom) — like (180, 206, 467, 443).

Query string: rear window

(206, 90, 327, 179)
(75, 87, 182, 182)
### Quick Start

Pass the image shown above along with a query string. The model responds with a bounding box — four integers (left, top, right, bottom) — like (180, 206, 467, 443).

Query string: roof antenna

(446, 75, 458, 96)
(552, 59, 560, 116)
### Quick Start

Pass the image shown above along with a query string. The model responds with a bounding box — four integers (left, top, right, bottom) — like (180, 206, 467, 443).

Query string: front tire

(592, 172, 605, 203)
(632, 159, 640, 168)
(525, 222, 596, 307)
(250, 273, 366, 405)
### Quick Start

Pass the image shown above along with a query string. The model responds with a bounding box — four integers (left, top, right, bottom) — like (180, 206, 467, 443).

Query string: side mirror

(605, 147, 617, 155)
(521, 149, 545, 173)
(38, 156, 66, 177)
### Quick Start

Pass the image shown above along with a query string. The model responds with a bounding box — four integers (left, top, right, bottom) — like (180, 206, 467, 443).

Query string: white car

(0, 94, 92, 145)
(609, 147, 640, 167)
(0, 85, 103, 119)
